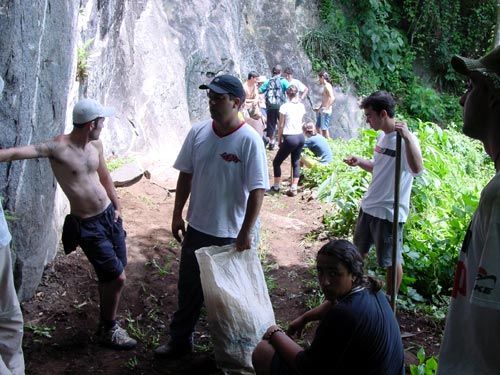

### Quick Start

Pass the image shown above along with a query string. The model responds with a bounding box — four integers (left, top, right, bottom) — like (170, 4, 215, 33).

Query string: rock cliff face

(0, 1, 78, 300)
(0, 0, 363, 299)
(78, 0, 320, 170)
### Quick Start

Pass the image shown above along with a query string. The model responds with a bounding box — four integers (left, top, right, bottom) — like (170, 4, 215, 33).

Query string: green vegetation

(25, 323, 55, 339)
(299, 0, 496, 307)
(301, 0, 496, 127)
(146, 255, 173, 277)
(106, 156, 134, 172)
(410, 347, 438, 375)
(302, 122, 493, 301)
(76, 38, 94, 82)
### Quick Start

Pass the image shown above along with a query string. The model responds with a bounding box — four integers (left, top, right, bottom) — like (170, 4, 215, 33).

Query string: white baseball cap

(73, 98, 115, 125)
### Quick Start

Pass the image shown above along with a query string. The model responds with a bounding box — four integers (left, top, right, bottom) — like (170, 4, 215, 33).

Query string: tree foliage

(301, 0, 496, 126)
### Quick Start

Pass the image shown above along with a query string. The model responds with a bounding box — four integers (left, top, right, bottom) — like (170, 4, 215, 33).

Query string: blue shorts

(77, 204, 127, 282)
(353, 209, 403, 268)
(316, 112, 331, 131)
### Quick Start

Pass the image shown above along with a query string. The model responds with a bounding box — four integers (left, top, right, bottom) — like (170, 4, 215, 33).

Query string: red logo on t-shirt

(451, 261, 467, 298)
(220, 152, 241, 163)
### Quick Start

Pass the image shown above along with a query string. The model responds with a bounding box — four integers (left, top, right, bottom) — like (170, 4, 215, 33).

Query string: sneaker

(286, 189, 297, 197)
(268, 143, 275, 151)
(97, 323, 137, 350)
(154, 341, 193, 359)
(265, 186, 280, 195)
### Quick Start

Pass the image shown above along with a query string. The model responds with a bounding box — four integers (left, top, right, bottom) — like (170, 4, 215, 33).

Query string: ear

(233, 97, 242, 110)
(379, 109, 388, 119)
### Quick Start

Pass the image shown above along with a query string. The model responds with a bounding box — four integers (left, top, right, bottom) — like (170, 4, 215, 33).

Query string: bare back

(47, 135, 111, 218)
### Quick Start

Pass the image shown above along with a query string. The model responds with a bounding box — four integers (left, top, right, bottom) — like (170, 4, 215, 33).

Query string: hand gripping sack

(195, 244, 275, 375)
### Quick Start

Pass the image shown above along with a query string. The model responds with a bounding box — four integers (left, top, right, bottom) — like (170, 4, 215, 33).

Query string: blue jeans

(169, 226, 235, 345)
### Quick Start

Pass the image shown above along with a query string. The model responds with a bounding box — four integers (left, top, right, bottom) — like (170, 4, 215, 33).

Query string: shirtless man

(0, 98, 136, 350)
(314, 70, 335, 138)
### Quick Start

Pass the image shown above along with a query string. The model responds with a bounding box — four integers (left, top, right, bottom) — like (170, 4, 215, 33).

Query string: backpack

(265, 77, 285, 110)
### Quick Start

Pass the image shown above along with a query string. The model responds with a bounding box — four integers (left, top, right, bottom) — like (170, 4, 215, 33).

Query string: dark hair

(286, 85, 298, 98)
(360, 90, 396, 118)
(317, 239, 383, 292)
(248, 71, 259, 80)
(272, 65, 282, 75)
(284, 67, 293, 75)
(318, 70, 332, 84)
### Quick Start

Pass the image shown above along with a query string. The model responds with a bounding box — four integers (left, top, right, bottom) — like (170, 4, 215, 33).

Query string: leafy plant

(76, 38, 94, 82)
(124, 356, 139, 370)
(146, 255, 172, 277)
(125, 313, 161, 349)
(25, 323, 55, 338)
(410, 347, 438, 375)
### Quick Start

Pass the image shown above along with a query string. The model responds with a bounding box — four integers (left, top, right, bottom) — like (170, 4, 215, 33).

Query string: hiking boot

(154, 341, 193, 359)
(286, 189, 297, 197)
(265, 186, 280, 196)
(97, 323, 137, 350)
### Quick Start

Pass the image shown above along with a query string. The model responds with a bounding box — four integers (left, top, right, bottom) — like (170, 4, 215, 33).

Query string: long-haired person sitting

(252, 239, 404, 375)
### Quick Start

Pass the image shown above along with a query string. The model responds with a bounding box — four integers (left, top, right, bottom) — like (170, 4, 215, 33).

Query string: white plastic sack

(195, 244, 275, 375)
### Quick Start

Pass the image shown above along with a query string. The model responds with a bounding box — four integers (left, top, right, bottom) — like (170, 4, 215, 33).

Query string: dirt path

(21, 155, 443, 374)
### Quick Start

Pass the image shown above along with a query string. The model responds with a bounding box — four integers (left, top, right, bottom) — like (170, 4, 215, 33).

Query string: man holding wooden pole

(344, 91, 423, 300)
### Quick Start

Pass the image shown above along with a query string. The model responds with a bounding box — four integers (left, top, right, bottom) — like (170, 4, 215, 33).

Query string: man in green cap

(438, 46, 500, 374)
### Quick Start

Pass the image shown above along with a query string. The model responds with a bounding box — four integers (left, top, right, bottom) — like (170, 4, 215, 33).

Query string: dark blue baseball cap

(199, 74, 246, 102)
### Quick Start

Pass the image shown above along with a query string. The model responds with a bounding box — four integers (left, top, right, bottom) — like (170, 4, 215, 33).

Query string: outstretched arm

(96, 141, 121, 220)
(343, 156, 373, 172)
(172, 171, 192, 243)
(0, 141, 55, 162)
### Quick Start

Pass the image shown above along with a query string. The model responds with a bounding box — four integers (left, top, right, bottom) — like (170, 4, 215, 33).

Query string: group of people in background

(241, 65, 334, 197)
(1, 43, 500, 375)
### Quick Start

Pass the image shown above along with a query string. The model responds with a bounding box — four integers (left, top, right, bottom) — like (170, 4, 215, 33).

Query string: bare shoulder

(33, 135, 66, 157)
(90, 140, 104, 154)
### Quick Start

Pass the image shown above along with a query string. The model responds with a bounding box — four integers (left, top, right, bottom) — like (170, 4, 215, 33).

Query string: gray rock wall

(78, 0, 322, 170)
(0, 0, 365, 300)
(0, 1, 78, 300)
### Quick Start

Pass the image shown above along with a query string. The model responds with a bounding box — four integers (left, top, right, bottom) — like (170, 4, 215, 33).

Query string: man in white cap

(437, 46, 500, 374)
(155, 74, 268, 358)
(0, 98, 136, 350)
(0, 76, 25, 374)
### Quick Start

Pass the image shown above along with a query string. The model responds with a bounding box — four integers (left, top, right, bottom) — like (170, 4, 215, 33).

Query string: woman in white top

(269, 85, 306, 197)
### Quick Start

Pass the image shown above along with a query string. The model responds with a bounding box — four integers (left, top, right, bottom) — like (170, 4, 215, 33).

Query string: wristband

(265, 327, 284, 341)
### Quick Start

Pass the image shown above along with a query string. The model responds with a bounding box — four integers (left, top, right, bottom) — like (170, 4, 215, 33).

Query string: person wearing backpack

(259, 65, 290, 150)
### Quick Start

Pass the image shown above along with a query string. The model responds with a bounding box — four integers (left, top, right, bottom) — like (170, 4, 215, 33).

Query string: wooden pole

(390, 132, 402, 313)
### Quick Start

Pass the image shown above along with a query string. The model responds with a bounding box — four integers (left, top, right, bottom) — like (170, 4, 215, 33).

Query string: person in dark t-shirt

(252, 239, 404, 375)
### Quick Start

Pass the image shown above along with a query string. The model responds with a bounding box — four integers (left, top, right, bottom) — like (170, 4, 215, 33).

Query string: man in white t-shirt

(344, 91, 423, 298)
(0, 77, 25, 375)
(283, 67, 309, 102)
(155, 74, 269, 359)
(437, 46, 500, 375)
